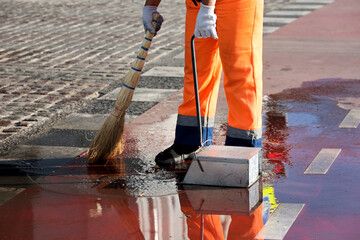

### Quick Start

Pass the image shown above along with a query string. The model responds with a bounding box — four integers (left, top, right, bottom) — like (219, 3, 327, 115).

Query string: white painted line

(255, 203, 305, 240)
(294, 0, 334, 3)
(263, 17, 297, 25)
(173, 52, 185, 66)
(339, 109, 360, 128)
(263, 26, 280, 34)
(132, 88, 177, 102)
(53, 113, 137, 130)
(100, 87, 177, 102)
(173, 51, 185, 62)
(281, 4, 324, 10)
(266, 10, 312, 18)
(304, 148, 341, 174)
(142, 66, 184, 77)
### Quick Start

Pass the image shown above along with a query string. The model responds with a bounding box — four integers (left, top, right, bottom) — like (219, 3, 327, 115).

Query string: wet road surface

(1, 77, 359, 239)
(1, 0, 360, 239)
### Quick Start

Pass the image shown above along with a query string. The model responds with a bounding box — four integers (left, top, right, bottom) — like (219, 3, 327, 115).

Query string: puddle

(1, 78, 360, 239)
(286, 112, 319, 127)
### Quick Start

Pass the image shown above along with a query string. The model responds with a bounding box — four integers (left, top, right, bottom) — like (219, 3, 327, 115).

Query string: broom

(87, 13, 160, 164)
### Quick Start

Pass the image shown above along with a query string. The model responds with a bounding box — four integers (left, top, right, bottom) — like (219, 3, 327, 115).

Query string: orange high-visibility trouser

(175, 0, 264, 147)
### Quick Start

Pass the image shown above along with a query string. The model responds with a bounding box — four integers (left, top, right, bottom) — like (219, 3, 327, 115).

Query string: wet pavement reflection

(0, 155, 266, 239)
(1, 79, 360, 239)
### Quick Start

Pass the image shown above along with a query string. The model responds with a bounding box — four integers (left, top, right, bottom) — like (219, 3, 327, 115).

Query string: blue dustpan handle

(191, 35, 203, 147)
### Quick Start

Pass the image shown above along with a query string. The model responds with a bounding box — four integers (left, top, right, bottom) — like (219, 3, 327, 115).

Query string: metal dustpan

(182, 36, 262, 188)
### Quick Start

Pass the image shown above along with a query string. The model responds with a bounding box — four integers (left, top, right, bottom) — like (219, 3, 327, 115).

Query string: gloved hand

(194, 3, 218, 39)
(143, 5, 164, 35)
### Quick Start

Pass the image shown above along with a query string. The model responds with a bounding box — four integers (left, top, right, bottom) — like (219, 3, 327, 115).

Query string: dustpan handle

(191, 35, 203, 146)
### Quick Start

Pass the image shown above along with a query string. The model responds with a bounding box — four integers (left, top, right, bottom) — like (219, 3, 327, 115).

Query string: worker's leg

(180, 193, 225, 240)
(155, 0, 222, 165)
(217, 0, 264, 147)
(227, 204, 264, 239)
(174, 0, 222, 147)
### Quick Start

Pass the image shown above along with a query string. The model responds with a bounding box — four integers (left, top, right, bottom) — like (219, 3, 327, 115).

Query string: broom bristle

(87, 14, 159, 164)
(87, 72, 139, 164)
(87, 112, 125, 164)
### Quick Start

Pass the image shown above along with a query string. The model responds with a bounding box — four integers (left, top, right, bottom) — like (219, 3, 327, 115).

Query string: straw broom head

(87, 14, 159, 164)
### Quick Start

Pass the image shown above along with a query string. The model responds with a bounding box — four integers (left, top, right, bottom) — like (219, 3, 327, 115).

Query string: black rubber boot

(155, 144, 201, 166)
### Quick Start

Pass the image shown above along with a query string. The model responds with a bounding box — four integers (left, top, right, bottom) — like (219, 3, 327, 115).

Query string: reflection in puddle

(2, 78, 360, 238)
(263, 100, 292, 181)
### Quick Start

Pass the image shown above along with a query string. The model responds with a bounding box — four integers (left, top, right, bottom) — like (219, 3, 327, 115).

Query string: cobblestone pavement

(0, 0, 302, 153)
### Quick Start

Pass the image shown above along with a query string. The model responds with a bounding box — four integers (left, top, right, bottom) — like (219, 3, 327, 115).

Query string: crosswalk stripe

(281, 4, 324, 10)
(264, 26, 280, 35)
(255, 203, 305, 240)
(173, 51, 185, 65)
(294, 0, 334, 4)
(339, 109, 360, 128)
(263, 17, 297, 26)
(304, 148, 341, 174)
(142, 66, 184, 77)
(266, 10, 312, 18)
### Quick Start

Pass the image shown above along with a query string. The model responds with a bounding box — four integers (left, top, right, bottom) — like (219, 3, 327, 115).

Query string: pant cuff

(175, 124, 213, 146)
(225, 136, 262, 147)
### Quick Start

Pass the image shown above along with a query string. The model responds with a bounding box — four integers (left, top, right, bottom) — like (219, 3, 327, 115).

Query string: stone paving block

(22, 129, 98, 148)
(52, 113, 136, 131)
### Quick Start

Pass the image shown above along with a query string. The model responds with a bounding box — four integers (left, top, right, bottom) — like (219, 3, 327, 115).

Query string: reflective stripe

(227, 126, 262, 140)
(177, 115, 215, 128)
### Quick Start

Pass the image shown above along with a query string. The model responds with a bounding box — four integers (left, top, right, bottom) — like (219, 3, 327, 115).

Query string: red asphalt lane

(263, 0, 360, 95)
(262, 0, 360, 238)
(1, 0, 360, 239)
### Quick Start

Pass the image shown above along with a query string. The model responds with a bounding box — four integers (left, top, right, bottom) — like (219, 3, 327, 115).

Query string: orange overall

(175, 0, 264, 147)
(181, 202, 264, 239)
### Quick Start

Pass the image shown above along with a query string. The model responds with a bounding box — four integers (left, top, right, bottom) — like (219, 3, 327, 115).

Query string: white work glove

(143, 5, 164, 35)
(194, 3, 218, 39)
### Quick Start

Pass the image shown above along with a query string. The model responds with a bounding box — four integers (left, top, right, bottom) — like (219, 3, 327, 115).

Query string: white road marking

(263, 17, 297, 25)
(281, 4, 324, 10)
(294, 0, 334, 3)
(255, 203, 305, 240)
(266, 10, 312, 18)
(100, 87, 177, 102)
(339, 109, 360, 128)
(142, 66, 184, 78)
(264, 26, 280, 34)
(304, 148, 341, 174)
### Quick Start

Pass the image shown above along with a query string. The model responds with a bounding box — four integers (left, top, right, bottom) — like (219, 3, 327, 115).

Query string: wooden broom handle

(132, 13, 160, 71)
